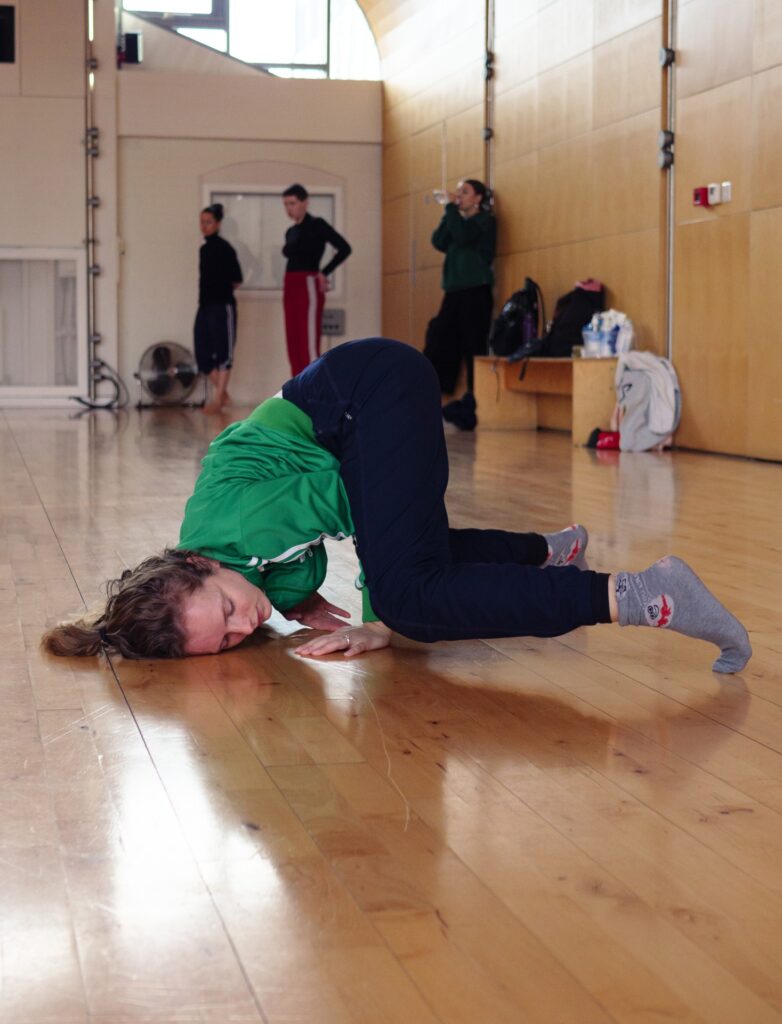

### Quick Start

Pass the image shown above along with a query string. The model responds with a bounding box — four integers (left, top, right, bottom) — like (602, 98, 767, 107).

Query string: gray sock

(543, 524, 589, 570)
(615, 556, 751, 673)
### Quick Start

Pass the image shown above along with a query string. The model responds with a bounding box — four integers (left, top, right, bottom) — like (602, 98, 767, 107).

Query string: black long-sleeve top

(199, 233, 243, 306)
(283, 213, 352, 276)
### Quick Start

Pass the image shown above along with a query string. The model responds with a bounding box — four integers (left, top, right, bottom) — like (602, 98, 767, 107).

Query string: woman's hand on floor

(282, 592, 351, 631)
(294, 621, 392, 659)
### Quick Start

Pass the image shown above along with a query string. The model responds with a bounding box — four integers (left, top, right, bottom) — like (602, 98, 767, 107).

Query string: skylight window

(122, 0, 380, 80)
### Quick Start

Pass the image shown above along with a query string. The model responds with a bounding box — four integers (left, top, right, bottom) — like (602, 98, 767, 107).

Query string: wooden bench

(473, 355, 618, 445)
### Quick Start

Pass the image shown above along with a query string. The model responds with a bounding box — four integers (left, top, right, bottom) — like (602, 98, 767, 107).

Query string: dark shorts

(194, 303, 237, 374)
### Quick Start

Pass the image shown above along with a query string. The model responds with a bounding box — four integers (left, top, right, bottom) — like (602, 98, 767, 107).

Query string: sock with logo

(614, 556, 751, 673)
(543, 524, 589, 570)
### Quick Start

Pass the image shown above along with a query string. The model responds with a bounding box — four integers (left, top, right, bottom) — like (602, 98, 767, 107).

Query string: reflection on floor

(2, 404, 781, 1023)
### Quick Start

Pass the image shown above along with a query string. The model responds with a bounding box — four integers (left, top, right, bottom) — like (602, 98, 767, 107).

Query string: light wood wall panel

(593, 0, 662, 45)
(673, 214, 750, 455)
(369, 0, 666, 354)
(676, 0, 753, 99)
(671, 3, 782, 458)
(362, 0, 486, 350)
(748, 207, 782, 459)
(675, 78, 752, 225)
(362, 0, 782, 459)
(754, 0, 782, 71)
(382, 272, 412, 344)
(592, 18, 660, 127)
(751, 65, 782, 210)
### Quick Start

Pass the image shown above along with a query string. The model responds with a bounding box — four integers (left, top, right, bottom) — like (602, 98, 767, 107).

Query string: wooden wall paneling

(493, 15, 540, 95)
(382, 94, 415, 147)
(493, 79, 539, 163)
(407, 79, 448, 137)
(590, 228, 661, 351)
(536, 0, 595, 75)
(493, 0, 538, 38)
(676, 0, 754, 99)
(440, 60, 486, 122)
(754, 0, 782, 72)
(592, 17, 661, 129)
(493, 250, 535, 305)
(382, 194, 411, 274)
(751, 65, 782, 211)
(536, 135, 595, 247)
(673, 214, 750, 455)
(592, 0, 661, 46)
(412, 189, 443, 272)
(409, 123, 445, 192)
(493, 152, 540, 255)
(411, 265, 442, 348)
(674, 78, 751, 226)
(536, 52, 593, 151)
(523, 239, 595, 322)
(445, 103, 485, 183)
(590, 109, 661, 238)
(382, 272, 412, 343)
(382, 136, 412, 201)
(747, 208, 782, 461)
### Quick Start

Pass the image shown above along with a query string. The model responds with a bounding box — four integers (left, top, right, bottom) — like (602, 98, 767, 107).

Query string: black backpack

(509, 280, 606, 360)
(488, 278, 544, 357)
(541, 282, 605, 357)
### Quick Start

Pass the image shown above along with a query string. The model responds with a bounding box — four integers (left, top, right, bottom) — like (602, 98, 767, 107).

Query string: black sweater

(199, 234, 243, 306)
(283, 213, 352, 276)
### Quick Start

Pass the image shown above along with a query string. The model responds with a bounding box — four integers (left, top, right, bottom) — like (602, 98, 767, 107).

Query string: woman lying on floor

(43, 338, 751, 673)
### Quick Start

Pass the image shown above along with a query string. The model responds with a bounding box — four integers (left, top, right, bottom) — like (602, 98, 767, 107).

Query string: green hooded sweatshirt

(431, 203, 496, 292)
(178, 397, 377, 621)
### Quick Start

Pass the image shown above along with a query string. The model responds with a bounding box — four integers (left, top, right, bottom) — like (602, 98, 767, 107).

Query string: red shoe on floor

(596, 430, 620, 450)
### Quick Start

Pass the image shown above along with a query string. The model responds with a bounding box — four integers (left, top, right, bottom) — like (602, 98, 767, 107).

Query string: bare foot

(202, 402, 221, 415)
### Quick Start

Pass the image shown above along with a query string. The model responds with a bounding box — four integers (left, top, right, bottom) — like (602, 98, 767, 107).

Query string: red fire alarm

(693, 186, 710, 207)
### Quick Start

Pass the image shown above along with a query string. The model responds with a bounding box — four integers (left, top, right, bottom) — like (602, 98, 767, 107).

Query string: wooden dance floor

(2, 404, 781, 1023)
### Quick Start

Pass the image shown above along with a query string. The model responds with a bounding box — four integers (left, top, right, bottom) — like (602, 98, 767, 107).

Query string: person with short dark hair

(281, 184, 352, 376)
(194, 203, 243, 414)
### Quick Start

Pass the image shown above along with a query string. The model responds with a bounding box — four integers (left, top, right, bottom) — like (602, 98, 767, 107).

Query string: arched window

(122, 0, 380, 80)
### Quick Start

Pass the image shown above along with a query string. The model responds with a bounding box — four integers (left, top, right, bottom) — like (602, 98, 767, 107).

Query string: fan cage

(135, 342, 203, 407)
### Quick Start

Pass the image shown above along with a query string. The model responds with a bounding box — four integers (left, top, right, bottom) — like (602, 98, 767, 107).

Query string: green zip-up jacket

(431, 203, 496, 293)
(178, 397, 378, 621)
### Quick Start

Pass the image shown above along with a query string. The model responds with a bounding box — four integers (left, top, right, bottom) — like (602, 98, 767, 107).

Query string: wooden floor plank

(2, 407, 782, 1022)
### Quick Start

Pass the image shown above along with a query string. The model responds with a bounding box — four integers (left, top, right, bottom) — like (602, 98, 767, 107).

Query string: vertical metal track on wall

(84, 0, 100, 400)
(663, 0, 677, 361)
(483, 0, 495, 191)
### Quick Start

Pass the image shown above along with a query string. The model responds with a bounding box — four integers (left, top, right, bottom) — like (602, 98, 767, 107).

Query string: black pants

(282, 338, 611, 643)
(424, 284, 493, 394)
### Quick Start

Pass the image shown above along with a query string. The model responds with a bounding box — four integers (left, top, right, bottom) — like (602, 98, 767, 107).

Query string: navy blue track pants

(283, 338, 610, 643)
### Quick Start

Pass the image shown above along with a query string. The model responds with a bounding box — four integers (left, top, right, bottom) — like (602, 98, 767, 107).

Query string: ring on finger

(343, 632, 351, 650)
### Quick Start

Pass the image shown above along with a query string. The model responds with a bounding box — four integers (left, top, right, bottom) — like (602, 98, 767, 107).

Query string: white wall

(116, 25, 382, 403)
(1, 2, 383, 404)
(119, 140, 381, 402)
(0, 0, 84, 247)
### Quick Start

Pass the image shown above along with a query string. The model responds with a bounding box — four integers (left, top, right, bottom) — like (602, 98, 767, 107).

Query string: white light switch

(721, 181, 732, 203)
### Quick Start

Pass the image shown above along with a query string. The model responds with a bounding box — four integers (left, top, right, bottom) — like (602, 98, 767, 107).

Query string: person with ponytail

(43, 339, 751, 674)
(195, 203, 243, 414)
(424, 179, 496, 430)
